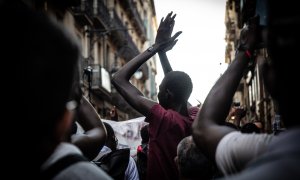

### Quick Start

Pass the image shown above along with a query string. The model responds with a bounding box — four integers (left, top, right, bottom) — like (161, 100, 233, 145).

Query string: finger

(172, 31, 182, 39)
(171, 14, 177, 21)
(170, 22, 175, 32)
(158, 17, 165, 28)
(165, 40, 178, 51)
(166, 11, 173, 20)
(171, 39, 178, 48)
(162, 39, 178, 52)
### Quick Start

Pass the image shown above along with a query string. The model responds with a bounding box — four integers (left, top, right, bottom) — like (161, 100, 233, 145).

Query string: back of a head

(1, 0, 80, 175)
(177, 136, 214, 180)
(163, 71, 193, 103)
(140, 124, 149, 144)
(224, 122, 239, 130)
(241, 123, 260, 134)
(103, 122, 117, 150)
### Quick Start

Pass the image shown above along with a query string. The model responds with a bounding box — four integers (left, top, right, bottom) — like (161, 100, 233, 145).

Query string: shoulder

(216, 132, 273, 158)
(216, 132, 273, 175)
(145, 103, 165, 122)
(43, 143, 113, 180)
(188, 106, 200, 120)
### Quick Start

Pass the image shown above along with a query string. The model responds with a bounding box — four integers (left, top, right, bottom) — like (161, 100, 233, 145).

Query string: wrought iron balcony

(70, 0, 94, 25)
(110, 10, 140, 61)
(119, 0, 147, 43)
(93, 0, 112, 29)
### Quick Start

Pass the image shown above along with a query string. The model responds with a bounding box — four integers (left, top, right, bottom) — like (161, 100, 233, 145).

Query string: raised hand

(155, 11, 182, 52)
(238, 15, 260, 52)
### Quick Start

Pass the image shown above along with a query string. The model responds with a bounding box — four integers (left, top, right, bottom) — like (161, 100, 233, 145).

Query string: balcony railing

(110, 10, 140, 61)
(70, 0, 94, 25)
(93, 0, 111, 29)
(119, 0, 147, 42)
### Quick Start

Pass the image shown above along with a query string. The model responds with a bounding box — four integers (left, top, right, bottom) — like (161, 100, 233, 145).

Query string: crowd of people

(4, 0, 300, 179)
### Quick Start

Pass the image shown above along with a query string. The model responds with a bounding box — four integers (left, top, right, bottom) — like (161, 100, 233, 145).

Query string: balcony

(70, 0, 94, 26)
(119, 0, 147, 43)
(87, 64, 111, 93)
(110, 10, 140, 61)
(93, 0, 112, 29)
(82, 64, 112, 101)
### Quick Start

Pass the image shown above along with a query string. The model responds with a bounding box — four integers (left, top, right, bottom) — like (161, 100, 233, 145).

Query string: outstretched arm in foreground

(72, 96, 107, 160)
(112, 12, 181, 117)
(192, 16, 259, 161)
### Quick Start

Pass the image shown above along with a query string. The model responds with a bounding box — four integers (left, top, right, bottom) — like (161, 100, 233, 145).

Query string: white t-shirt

(215, 131, 273, 176)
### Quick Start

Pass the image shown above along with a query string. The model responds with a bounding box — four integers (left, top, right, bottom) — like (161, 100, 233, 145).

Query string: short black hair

(164, 71, 193, 102)
(102, 122, 118, 151)
(103, 122, 115, 139)
(241, 123, 260, 134)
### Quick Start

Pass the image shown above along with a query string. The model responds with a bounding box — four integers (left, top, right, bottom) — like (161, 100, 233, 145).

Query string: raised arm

(192, 16, 259, 161)
(155, 12, 196, 109)
(72, 96, 107, 160)
(112, 12, 181, 117)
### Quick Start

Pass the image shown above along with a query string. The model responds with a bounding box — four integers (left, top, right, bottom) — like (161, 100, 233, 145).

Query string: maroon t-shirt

(145, 104, 197, 180)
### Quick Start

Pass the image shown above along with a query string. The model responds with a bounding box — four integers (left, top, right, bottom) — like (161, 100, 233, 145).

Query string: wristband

(235, 49, 252, 59)
(147, 45, 154, 52)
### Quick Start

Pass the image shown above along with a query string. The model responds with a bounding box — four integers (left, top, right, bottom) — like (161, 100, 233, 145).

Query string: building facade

(70, 0, 158, 121)
(30, 0, 158, 121)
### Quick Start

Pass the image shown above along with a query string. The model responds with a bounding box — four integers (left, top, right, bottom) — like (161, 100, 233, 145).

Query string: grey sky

(154, 0, 228, 106)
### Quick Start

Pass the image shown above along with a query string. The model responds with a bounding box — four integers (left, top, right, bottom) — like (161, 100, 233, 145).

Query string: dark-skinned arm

(72, 96, 107, 160)
(112, 12, 181, 117)
(111, 43, 171, 117)
(156, 11, 179, 75)
(192, 16, 259, 162)
(158, 52, 173, 75)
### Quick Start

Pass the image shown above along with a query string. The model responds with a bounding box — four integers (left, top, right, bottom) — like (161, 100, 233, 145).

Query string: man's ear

(55, 109, 73, 142)
(166, 89, 174, 100)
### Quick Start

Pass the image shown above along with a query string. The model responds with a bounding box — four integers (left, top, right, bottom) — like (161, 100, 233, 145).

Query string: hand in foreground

(238, 15, 260, 52)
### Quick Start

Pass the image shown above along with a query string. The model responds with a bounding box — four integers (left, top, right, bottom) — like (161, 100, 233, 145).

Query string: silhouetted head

(241, 123, 261, 134)
(175, 136, 215, 180)
(158, 71, 193, 109)
(140, 124, 149, 144)
(1, 1, 80, 175)
(224, 122, 239, 130)
(103, 122, 118, 151)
